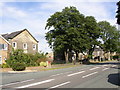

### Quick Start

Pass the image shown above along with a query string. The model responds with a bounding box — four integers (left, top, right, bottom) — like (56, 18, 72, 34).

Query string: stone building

(0, 29, 39, 64)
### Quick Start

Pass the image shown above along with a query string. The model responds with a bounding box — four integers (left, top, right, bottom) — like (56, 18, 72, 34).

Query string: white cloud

(1, 1, 118, 52)
(3, 6, 27, 18)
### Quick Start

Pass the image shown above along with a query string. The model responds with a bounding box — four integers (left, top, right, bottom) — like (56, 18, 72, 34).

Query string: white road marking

(50, 71, 72, 77)
(112, 65, 117, 67)
(49, 81, 70, 89)
(0, 79, 34, 87)
(89, 67, 100, 70)
(50, 73, 63, 77)
(82, 72, 98, 78)
(102, 68, 109, 71)
(16, 79, 55, 88)
(67, 71, 85, 77)
(102, 65, 108, 67)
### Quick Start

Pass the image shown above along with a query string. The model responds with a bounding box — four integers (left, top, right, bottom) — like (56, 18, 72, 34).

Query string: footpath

(0, 63, 80, 73)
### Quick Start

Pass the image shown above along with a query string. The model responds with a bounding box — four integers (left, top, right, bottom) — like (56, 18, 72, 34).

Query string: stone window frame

(23, 43, 28, 49)
(0, 44, 8, 50)
(12, 42, 17, 49)
(33, 44, 36, 50)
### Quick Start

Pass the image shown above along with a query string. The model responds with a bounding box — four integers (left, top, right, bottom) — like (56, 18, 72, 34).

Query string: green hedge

(12, 62, 26, 71)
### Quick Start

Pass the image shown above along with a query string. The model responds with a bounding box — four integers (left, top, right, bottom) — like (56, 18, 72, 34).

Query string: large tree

(98, 21, 120, 60)
(84, 16, 101, 60)
(45, 6, 85, 63)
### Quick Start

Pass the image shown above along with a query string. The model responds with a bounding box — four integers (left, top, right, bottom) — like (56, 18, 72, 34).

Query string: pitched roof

(0, 35, 11, 44)
(2, 29, 39, 43)
(2, 30, 23, 40)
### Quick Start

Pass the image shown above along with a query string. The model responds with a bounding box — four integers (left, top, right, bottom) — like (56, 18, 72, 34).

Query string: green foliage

(12, 62, 26, 71)
(98, 21, 120, 53)
(113, 55, 120, 60)
(45, 6, 119, 63)
(40, 62, 47, 67)
(45, 6, 102, 62)
(6, 49, 48, 67)
(1, 63, 10, 68)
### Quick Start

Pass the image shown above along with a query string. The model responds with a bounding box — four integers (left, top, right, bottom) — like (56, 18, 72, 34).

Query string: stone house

(0, 35, 11, 64)
(92, 46, 104, 61)
(0, 29, 39, 64)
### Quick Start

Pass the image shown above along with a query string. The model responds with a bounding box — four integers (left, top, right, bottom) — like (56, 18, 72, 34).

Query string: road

(0, 61, 120, 89)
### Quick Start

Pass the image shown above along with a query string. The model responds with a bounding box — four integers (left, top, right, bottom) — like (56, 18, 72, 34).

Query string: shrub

(6, 49, 48, 67)
(40, 62, 47, 67)
(12, 62, 26, 71)
(113, 55, 120, 60)
(1, 63, 10, 68)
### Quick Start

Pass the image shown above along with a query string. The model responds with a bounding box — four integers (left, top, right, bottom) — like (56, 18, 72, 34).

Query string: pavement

(0, 61, 119, 89)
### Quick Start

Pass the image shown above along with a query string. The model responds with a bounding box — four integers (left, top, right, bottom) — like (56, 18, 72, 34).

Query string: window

(23, 43, 27, 49)
(33, 44, 36, 50)
(12, 42, 17, 48)
(0, 44, 8, 50)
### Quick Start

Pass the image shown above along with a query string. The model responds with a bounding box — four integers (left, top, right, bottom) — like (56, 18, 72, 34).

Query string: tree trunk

(75, 51, 79, 62)
(64, 50, 69, 63)
(88, 46, 95, 60)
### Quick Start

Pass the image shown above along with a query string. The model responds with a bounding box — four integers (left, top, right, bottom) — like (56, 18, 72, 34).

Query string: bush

(113, 55, 120, 60)
(12, 62, 26, 71)
(1, 63, 10, 68)
(40, 62, 47, 67)
(6, 49, 48, 67)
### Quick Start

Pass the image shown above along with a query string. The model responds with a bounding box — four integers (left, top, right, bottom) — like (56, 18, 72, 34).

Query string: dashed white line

(112, 65, 117, 67)
(67, 71, 85, 77)
(16, 79, 55, 88)
(82, 72, 98, 78)
(0, 79, 34, 87)
(49, 81, 70, 89)
(89, 67, 100, 70)
(50, 73, 63, 77)
(102, 65, 108, 67)
(102, 68, 109, 71)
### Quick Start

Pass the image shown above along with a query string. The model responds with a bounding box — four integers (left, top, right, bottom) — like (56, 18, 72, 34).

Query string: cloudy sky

(0, 0, 119, 53)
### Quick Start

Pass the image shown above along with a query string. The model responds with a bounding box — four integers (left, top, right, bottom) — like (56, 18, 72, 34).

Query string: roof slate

(2, 30, 23, 40)
(1, 29, 38, 42)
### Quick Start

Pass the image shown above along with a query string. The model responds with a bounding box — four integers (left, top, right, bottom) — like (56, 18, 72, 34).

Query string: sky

(0, 0, 119, 53)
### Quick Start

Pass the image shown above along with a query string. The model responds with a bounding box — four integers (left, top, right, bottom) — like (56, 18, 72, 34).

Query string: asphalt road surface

(0, 61, 120, 90)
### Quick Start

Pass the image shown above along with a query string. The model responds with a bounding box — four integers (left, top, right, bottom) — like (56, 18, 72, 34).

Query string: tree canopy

(45, 6, 119, 63)
(98, 21, 120, 53)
